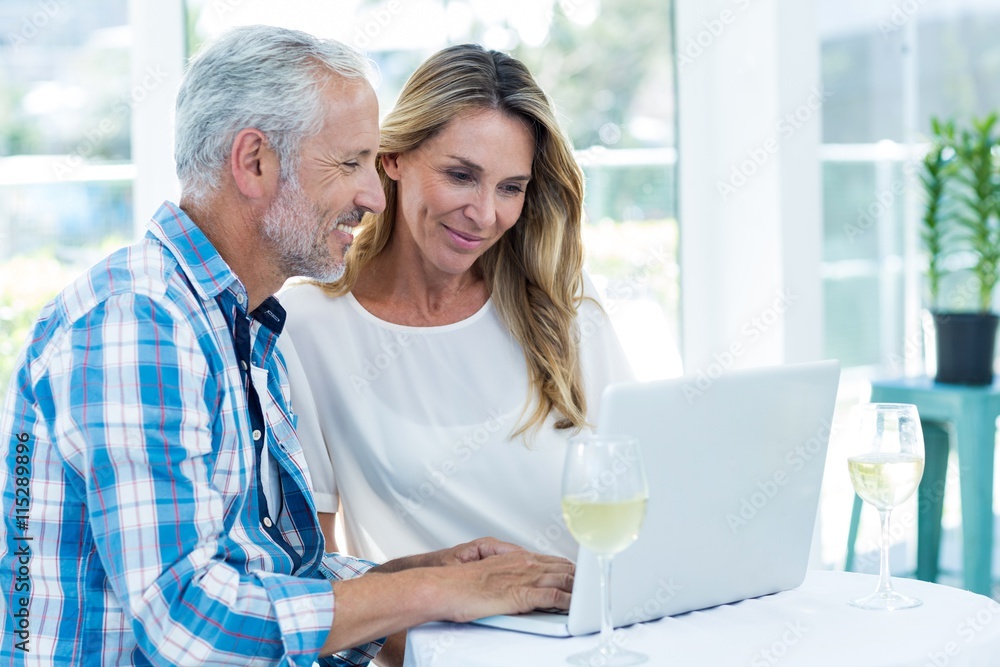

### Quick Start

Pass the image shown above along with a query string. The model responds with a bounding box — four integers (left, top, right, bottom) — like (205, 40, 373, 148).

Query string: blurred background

(2, 0, 1000, 589)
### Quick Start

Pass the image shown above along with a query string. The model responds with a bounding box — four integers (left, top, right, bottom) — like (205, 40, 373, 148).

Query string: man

(0, 26, 572, 666)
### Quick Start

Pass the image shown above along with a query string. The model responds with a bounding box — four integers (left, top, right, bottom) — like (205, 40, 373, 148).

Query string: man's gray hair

(175, 25, 377, 205)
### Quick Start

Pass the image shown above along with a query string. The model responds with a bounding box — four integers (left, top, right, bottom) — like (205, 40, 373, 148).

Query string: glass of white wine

(561, 434, 649, 666)
(847, 402, 925, 610)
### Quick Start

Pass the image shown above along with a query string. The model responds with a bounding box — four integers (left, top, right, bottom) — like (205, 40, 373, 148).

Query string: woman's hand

(373, 536, 541, 571)
(433, 536, 527, 565)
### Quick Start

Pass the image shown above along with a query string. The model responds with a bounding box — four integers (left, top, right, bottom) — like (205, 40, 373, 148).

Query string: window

(817, 0, 1000, 574)
(0, 1, 680, 397)
(186, 0, 681, 379)
(0, 0, 132, 392)
(819, 1, 1000, 375)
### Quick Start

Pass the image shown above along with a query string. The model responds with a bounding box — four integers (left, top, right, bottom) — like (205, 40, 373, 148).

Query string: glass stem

(598, 554, 615, 652)
(876, 509, 894, 596)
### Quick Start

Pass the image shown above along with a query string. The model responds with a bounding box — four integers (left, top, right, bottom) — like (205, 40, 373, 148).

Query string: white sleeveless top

(279, 275, 634, 561)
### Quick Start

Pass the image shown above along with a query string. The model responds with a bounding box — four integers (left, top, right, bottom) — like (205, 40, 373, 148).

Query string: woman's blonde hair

(323, 43, 587, 437)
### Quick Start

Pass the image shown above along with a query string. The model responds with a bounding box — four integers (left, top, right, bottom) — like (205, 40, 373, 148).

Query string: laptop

(473, 359, 841, 636)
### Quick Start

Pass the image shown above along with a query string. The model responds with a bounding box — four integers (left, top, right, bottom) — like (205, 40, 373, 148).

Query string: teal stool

(844, 377, 1000, 596)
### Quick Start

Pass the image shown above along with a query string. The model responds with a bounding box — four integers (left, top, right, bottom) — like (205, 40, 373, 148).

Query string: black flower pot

(932, 311, 999, 385)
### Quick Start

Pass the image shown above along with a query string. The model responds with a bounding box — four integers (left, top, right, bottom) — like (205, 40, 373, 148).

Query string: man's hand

(430, 548, 575, 622)
(322, 543, 574, 656)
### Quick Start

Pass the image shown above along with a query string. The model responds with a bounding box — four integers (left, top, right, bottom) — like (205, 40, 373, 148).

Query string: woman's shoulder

(577, 269, 610, 315)
(579, 269, 602, 300)
(279, 280, 343, 311)
(575, 270, 627, 346)
(278, 282, 360, 338)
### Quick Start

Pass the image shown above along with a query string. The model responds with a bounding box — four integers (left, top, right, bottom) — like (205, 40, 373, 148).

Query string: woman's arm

(319, 511, 339, 551)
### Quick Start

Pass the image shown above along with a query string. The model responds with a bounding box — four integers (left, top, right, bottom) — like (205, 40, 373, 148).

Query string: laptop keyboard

(534, 608, 569, 616)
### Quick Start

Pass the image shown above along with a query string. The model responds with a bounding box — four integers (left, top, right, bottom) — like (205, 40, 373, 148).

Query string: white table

(403, 571, 1000, 666)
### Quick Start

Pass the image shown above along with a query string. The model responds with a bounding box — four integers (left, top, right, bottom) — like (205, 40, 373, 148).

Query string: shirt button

(237, 293, 245, 305)
(263, 516, 273, 528)
(252, 429, 262, 441)
(241, 360, 248, 371)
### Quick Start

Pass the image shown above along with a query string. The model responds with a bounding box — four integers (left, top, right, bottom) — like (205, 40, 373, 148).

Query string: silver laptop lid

(567, 360, 840, 635)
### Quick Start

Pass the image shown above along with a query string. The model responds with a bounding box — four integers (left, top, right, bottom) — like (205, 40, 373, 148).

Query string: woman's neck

(352, 240, 489, 327)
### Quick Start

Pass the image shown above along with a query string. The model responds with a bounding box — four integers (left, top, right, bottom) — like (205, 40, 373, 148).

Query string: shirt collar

(148, 201, 287, 336)
(147, 200, 246, 303)
(252, 297, 287, 336)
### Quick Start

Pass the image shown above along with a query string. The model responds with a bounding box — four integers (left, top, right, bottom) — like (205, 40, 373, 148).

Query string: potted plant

(922, 113, 1000, 385)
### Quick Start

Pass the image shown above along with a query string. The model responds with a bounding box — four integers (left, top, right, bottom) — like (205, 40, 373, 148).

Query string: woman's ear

(381, 153, 402, 181)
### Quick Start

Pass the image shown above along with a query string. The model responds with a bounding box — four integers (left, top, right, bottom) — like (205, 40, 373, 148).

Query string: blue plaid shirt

(0, 202, 383, 666)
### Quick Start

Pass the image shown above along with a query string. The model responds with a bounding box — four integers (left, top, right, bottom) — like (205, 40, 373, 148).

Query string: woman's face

(382, 108, 535, 279)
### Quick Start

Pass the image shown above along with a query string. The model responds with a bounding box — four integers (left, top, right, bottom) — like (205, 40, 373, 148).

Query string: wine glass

(846, 402, 925, 610)
(561, 434, 649, 666)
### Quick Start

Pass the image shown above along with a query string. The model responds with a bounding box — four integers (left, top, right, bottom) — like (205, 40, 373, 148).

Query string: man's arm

(320, 548, 574, 656)
(322, 537, 529, 666)
(372, 632, 407, 667)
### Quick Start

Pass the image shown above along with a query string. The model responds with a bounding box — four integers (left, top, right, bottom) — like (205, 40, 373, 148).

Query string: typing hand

(433, 549, 575, 622)
(435, 536, 526, 565)
(372, 537, 571, 576)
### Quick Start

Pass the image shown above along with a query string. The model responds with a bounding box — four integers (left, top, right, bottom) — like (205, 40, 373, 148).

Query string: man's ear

(230, 128, 279, 200)
(381, 153, 402, 181)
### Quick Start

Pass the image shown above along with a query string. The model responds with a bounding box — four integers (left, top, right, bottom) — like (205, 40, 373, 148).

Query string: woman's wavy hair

(322, 43, 587, 437)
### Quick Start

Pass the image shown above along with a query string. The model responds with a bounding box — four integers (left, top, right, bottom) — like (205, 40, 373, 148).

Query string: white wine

(848, 453, 924, 510)
(561, 496, 647, 555)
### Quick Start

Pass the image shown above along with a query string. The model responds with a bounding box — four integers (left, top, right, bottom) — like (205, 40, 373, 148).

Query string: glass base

(567, 644, 648, 666)
(849, 590, 922, 611)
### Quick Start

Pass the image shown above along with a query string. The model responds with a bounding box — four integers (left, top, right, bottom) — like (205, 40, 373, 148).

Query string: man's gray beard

(262, 179, 354, 282)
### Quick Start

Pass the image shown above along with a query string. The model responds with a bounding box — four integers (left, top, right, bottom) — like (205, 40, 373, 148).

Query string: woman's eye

(502, 184, 525, 195)
(448, 171, 472, 183)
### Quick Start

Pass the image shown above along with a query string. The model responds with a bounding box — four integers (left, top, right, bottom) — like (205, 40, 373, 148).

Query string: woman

(281, 43, 632, 562)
